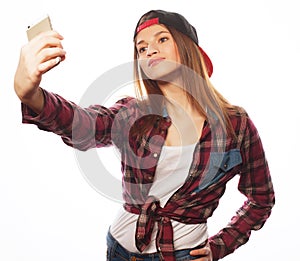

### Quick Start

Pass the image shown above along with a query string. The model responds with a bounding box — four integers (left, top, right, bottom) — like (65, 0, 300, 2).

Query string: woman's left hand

(189, 244, 212, 261)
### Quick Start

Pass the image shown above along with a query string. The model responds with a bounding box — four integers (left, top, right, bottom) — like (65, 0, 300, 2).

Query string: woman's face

(135, 24, 181, 81)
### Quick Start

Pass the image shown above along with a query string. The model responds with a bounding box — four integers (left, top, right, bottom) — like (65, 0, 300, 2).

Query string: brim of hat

(198, 46, 213, 77)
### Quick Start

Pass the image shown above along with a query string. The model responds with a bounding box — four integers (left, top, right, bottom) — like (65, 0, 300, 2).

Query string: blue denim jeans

(106, 231, 206, 261)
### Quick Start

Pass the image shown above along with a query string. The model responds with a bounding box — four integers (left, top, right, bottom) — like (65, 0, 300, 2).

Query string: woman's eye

(139, 47, 147, 54)
(159, 37, 168, 43)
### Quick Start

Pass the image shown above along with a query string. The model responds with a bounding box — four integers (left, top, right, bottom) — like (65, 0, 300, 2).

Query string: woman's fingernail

(55, 57, 61, 64)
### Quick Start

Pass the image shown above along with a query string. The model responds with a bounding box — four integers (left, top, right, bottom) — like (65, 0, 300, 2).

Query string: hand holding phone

(14, 15, 65, 112)
(26, 15, 64, 69)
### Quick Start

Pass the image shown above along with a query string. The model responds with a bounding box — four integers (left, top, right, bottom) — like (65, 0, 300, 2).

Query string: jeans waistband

(106, 230, 207, 261)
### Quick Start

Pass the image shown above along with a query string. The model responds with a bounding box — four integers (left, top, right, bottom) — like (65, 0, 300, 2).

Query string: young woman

(14, 9, 275, 261)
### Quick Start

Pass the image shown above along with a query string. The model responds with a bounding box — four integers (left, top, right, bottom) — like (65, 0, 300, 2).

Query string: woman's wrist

(21, 87, 45, 114)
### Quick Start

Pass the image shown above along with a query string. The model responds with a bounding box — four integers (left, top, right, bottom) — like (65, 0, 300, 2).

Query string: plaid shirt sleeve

(22, 88, 134, 151)
(208, 115, 275, 260)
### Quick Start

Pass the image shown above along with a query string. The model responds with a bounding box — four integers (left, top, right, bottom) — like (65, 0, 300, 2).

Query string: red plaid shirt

(22, 89, 275, 261)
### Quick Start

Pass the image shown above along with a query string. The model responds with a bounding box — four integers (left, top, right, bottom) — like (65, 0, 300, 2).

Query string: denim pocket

(106, 233, 128, 261)
(194, 149, 242, 193)
(108, 246, 128, 261)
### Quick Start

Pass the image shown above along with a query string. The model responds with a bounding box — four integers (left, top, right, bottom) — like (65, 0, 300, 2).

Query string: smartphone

(26, 15, 52, 41)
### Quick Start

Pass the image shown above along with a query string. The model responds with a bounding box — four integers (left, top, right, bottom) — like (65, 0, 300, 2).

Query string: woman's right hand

(14, 30, 66, 113)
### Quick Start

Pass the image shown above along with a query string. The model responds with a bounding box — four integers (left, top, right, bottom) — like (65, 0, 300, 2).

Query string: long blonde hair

(133, 25, 236, 137)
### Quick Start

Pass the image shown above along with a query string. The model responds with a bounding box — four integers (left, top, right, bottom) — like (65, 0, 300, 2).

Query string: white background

(0, 0, 299, 260)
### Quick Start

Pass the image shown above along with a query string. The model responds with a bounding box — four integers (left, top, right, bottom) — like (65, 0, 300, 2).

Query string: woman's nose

(146, 43, 159, 56)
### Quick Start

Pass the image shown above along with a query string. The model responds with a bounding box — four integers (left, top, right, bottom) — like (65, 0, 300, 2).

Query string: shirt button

(153, 153, 158, 158)
(223, 164, 228, 169)
(163, 218, 169, 223)
(189, 170, 195, 176)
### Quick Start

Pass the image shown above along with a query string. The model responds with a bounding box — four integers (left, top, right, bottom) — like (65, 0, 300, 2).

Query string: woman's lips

(148, 58, 165, 67)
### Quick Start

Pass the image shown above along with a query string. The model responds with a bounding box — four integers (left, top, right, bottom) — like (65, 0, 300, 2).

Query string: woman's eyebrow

(136, 30, 170, 46)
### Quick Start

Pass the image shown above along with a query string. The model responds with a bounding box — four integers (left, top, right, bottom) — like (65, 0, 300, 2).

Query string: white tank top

(110, 143, 208, 253)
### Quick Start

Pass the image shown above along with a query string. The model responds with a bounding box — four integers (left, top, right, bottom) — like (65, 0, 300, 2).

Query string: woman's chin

(144, 68, 181, 83)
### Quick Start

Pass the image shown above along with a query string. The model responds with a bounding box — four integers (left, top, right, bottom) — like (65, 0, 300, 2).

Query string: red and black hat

(134, 10, 213, 77)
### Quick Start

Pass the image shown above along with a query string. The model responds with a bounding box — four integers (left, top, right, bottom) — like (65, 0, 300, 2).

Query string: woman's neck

(157, 81, 205, 146)
(158, 81, 193, 114)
